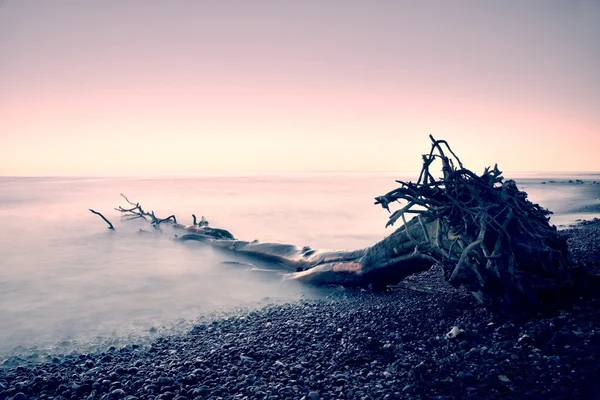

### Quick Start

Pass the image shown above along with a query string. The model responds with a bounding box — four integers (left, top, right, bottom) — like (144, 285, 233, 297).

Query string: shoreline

(1, 228, 599, 399)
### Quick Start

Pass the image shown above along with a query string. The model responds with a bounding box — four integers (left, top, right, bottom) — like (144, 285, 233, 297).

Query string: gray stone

(110, 388, 125, 398)
(307, 391, 320, 400)
(156, 377, 173, 385)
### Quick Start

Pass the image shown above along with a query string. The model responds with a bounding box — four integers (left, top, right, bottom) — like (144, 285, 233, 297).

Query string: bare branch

(89, 209, 115, 230)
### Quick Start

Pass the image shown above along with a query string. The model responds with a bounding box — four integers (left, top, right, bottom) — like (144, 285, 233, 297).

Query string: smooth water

(0, 173, 599, 361)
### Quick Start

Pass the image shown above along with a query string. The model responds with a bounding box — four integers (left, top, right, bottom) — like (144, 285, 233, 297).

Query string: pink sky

(1, 0, 599, 175)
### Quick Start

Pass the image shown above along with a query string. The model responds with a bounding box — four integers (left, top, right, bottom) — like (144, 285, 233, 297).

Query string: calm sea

(0, 173, 599, 362)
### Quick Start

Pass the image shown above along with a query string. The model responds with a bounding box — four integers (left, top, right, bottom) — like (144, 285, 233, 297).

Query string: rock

(495, 323, 515, 335)
(307, 390, 320, 400)
(518, 334, 534, 346)
(158, 391, 175, 400)
(72, 383, 85, 394)
(290, 364, 304, 374)
(191, 387, 210, 397)
(156, 377, 173, 386)
(11, 393, 27, 400)
(240, 355, 256, 363)
(110, 388, 125, 398)
(331, 373, 348, 385)
(446, 326, 464, 339)
(456, 371, 474, 381)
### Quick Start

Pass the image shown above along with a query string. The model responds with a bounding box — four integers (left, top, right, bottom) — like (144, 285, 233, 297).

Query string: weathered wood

(170, 217, 437, 288)
(171, 136, 572, 312)
(94, 136, 575, 313)
(369, 136, 573, 311)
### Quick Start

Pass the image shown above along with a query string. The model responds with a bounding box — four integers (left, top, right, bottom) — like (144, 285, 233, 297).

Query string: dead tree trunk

(174, 136, 574, 312)
(96, 136, 574, 313)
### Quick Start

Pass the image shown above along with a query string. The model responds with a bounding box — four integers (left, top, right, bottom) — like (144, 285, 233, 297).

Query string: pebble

(306, 390, 320, 400)
(156, 377, 173, 385)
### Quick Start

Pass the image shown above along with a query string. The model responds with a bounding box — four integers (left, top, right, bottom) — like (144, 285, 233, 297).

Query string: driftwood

(192, 214, 209, 227)
(89, 209, 115, 230)
(115, 193, 177, 228)
(368, 135, 573, 311)
(93, 136, 575, 313)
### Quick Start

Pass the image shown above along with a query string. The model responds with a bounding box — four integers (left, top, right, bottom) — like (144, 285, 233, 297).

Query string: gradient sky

(1, 0, 599, 175)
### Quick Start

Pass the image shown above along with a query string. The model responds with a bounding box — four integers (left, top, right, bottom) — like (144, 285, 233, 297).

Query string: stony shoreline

(1, 228, 599, 400)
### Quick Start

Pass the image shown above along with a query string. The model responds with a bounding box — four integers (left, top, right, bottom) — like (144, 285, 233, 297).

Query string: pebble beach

(1, 224, 599, 400)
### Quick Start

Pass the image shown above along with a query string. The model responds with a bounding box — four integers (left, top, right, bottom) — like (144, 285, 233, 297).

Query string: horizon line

(1, 170, 600, 180)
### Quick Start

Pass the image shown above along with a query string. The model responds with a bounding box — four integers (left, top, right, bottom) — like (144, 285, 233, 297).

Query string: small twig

(418, 215, 430, 243)
(401, 214, 417, 243)
(120, 193, 137, 206)
(386, 201, 416, 227)
(124, 215, 144, 221)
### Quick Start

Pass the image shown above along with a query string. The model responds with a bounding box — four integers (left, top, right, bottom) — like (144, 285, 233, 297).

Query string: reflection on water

(0, 173, 598, 360)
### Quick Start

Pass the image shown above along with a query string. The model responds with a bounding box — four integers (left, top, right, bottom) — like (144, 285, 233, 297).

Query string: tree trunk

(103, 136, 575, 313)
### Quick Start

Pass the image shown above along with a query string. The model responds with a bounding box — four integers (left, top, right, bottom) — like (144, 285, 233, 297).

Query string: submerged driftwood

(94, 136, 575, 313)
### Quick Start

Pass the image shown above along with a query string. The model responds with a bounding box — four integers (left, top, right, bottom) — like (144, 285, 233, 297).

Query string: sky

(1, 0, 599, 176)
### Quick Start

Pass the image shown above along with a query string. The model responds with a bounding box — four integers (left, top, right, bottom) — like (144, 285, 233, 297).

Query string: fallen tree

(93, 136, 576, 313)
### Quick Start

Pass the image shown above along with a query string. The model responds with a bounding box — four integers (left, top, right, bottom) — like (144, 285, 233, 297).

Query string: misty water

(1, 173, 599, 363)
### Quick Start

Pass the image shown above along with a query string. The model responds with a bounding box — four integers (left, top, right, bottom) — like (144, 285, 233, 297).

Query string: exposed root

(374, 135, 573, 312)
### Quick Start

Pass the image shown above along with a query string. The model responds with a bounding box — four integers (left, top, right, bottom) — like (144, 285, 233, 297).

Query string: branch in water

(115, 194, 179, 229)
(152, 214, 177, 227)
(89, 209, 115, 230)
(192, 214, 209, 227)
